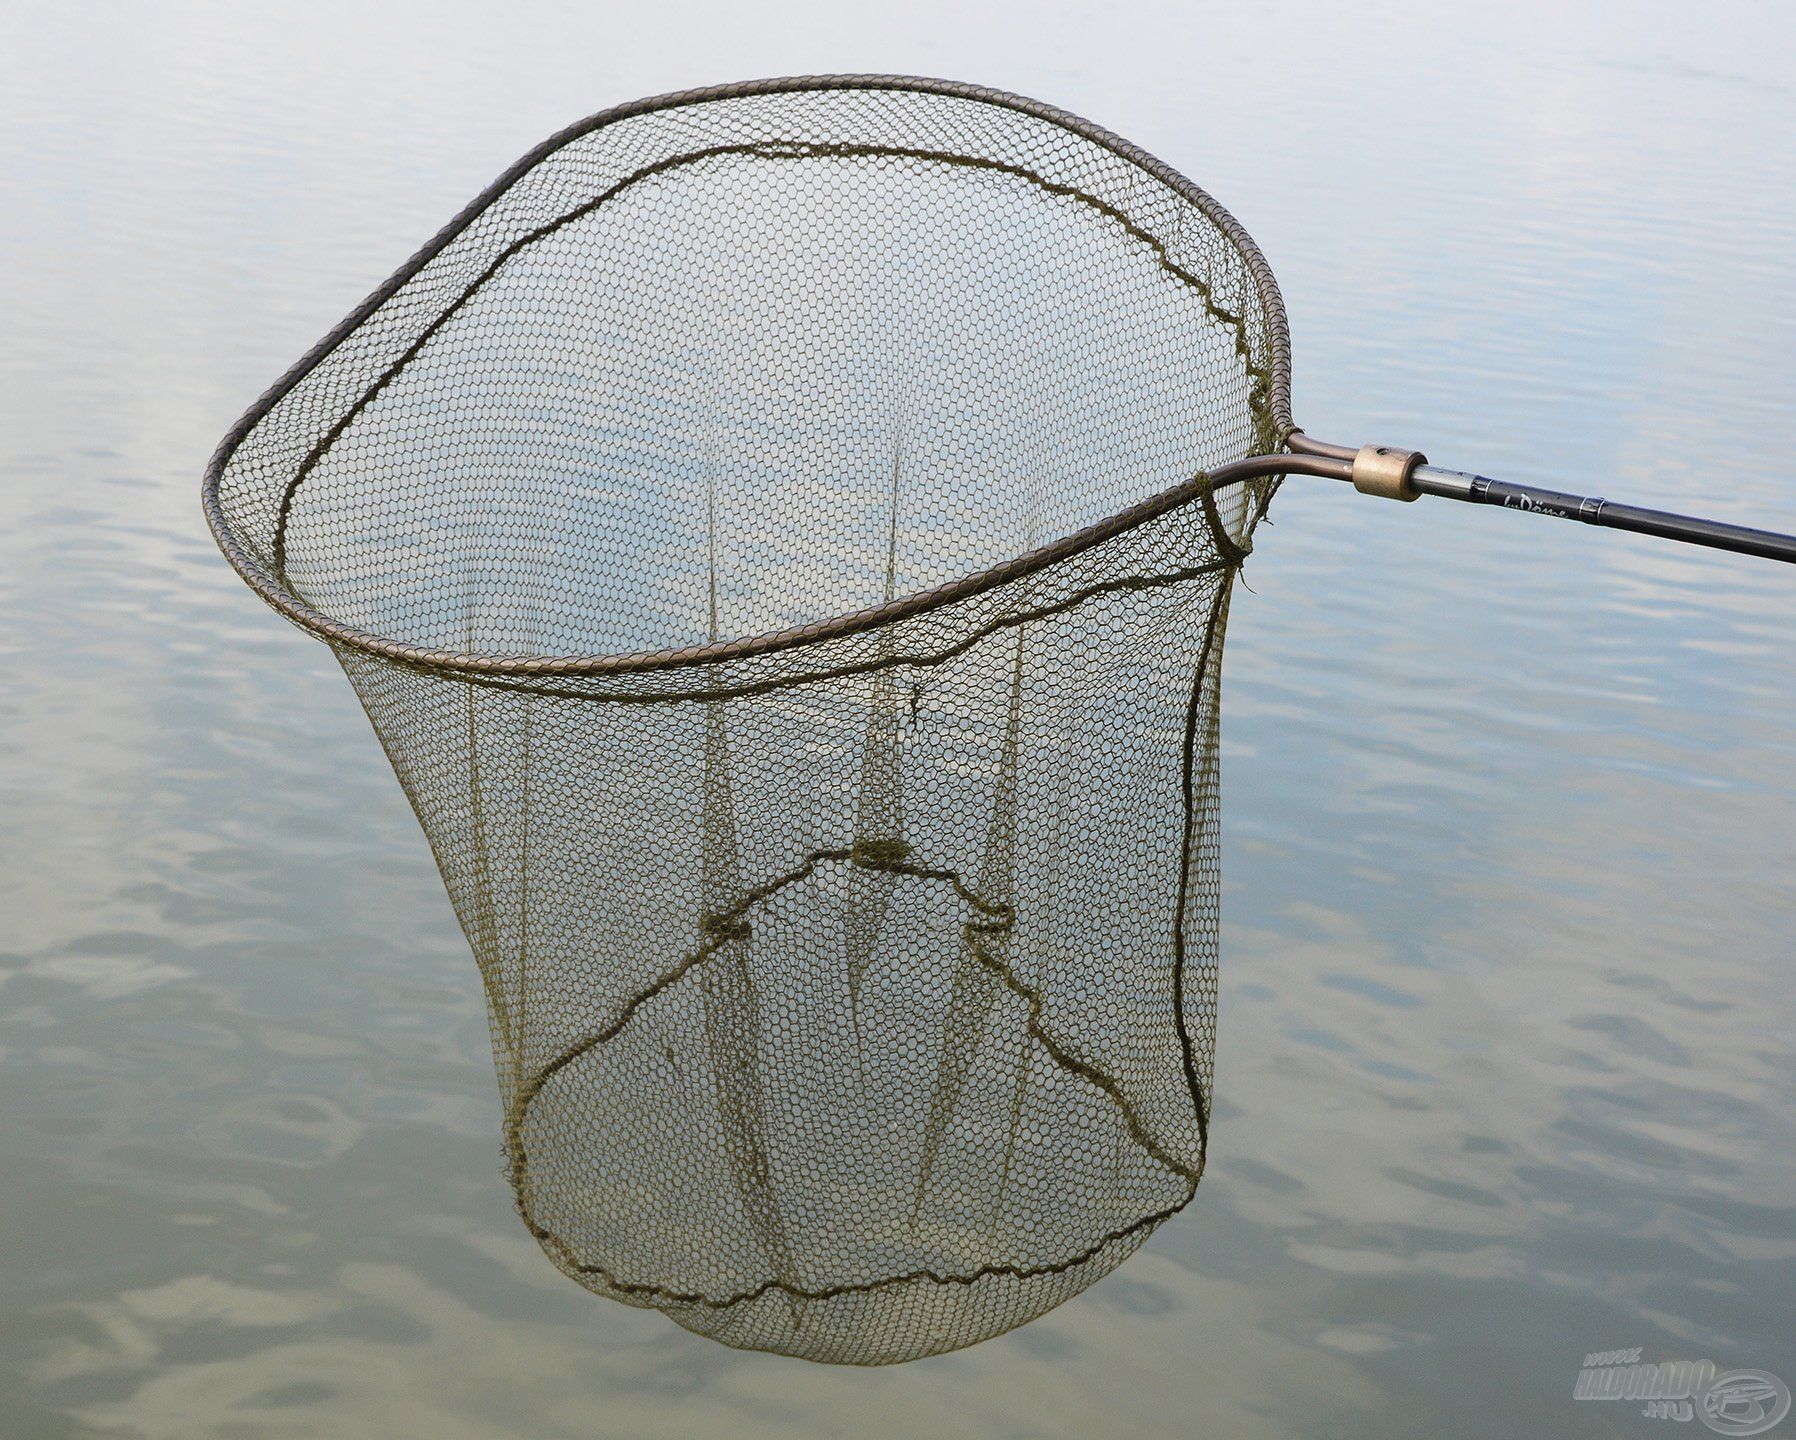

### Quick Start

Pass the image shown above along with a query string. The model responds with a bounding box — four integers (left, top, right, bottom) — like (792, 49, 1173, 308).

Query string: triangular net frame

(204, 76, 1292, 1365)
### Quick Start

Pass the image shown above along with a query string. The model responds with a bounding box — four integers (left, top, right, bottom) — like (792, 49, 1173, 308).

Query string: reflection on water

(3, 0, 1794, 1435)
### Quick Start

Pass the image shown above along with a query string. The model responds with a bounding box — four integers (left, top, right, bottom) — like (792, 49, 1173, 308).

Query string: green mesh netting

(204, 76, 1290, 1365)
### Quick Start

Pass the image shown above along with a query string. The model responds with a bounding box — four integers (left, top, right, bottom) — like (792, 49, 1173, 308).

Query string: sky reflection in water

(1, 2, 1793, 1435)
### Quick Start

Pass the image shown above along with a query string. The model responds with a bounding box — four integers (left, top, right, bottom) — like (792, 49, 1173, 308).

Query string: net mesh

(206, 77, 1289, 1365)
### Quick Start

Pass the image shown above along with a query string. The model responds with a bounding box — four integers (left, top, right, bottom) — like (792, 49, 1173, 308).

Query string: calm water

(3, 3, 1794, 1435)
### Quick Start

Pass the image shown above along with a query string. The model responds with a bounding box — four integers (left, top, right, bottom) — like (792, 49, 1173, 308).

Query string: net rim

(202, 73, 1296, 678)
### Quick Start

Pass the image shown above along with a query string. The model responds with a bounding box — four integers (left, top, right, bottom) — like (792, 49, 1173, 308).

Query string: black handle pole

(1283, 433, 1796, 566)
(1413, 466, 1796, 566)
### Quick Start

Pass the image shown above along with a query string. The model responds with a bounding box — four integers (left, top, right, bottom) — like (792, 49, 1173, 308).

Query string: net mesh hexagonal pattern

(204, 76, 1290, 1364)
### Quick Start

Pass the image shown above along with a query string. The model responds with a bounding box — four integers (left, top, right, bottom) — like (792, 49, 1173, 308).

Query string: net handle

(1286, 432, 1796, 565)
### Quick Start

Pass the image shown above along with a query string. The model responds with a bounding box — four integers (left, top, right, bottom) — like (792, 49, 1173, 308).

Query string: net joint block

(1352, 444, 1427, 503)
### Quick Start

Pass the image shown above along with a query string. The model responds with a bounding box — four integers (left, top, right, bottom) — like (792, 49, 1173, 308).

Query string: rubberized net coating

(204, 77, 1289, 1365)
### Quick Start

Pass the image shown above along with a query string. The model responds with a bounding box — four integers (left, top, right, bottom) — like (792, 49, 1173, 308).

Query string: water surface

(3, 2, 1793, 1435)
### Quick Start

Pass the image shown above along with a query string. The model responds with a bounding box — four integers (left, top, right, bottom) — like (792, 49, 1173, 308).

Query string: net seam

(200, 75, 1295, 678)
(405, 555, 1236, 704)
(527, 1186, 1193, 1312)
(266, 140, 1272, 586)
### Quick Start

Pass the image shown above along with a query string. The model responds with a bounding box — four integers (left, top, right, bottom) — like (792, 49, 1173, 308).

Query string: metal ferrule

(1351, 444, 1427, 503)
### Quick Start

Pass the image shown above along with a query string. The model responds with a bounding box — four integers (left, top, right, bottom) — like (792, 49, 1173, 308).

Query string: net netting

(204, 76, 1291, 1365)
